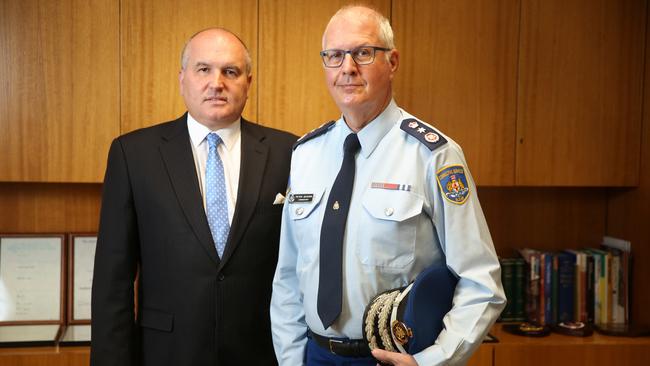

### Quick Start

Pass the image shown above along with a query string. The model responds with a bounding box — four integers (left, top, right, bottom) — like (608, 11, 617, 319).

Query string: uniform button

(296, 207, 304, 215)
(218, 274, 225, 281)
(385, 207, 394, 216)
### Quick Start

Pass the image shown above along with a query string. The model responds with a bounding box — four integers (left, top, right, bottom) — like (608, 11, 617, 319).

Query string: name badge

(288, 193, 313, 203)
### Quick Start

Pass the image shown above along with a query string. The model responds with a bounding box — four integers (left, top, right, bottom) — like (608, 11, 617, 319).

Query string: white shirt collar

(186, 113, 241, 151)
(336, 99, 401, 158)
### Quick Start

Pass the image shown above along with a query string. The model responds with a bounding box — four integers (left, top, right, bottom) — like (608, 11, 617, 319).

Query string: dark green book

(513, 257, 526, 321)
(498, 258, 516, 321)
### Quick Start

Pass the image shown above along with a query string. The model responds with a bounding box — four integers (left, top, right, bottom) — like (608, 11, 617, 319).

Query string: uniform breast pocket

(356, 189, 423, 270)
(287, 188, 325, 270)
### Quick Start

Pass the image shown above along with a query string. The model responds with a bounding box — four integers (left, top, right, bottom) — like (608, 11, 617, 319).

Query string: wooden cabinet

(0, 0, 119, 183)
(392, 0, 645, 187)
(392, 0, 519, 186)
(491, 324, 650, 366)
(120, 0, 258, 134)
(3, 325, 649, 366)
(0, 0, 645, 185)
(0, 346, 89, 366)
(516, 0, 645, 186)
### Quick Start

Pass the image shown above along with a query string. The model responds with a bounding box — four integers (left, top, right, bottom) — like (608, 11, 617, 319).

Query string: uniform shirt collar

(187, 113, 241, 151)
(350, 99, 401, 158)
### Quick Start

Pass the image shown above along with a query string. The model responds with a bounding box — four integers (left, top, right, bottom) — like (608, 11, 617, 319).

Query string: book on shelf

(585, 247, 609, 324)
(555, 251, 575, 323)
(542, 252, 553, 325)
(518, 248, 542, 325)
(602, 236, 632, 325)
(503, 237, 632, 329)
(498, 257, 526, 322)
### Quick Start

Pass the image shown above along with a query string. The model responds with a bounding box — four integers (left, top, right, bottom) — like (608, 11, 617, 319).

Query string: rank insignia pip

(400, 118, 447, 151)
(436, 165, 470, 205)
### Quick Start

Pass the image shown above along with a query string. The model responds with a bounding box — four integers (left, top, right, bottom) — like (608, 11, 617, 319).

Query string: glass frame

(320, 46, 392, 68)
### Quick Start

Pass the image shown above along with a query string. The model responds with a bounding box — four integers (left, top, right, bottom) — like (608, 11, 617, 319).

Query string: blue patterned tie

(205, 133, 230, 258)
(317, 133, 360, 329)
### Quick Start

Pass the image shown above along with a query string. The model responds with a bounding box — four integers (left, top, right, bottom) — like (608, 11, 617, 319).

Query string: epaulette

(292, 120, 336, 150)
(400, 118, 447, 151)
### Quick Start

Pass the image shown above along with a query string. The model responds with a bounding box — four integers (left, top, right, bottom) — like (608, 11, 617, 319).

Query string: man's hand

(372, 349, 418, 366)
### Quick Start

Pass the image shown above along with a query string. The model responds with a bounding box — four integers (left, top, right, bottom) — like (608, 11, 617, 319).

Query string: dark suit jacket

(90, 114, 296, 366)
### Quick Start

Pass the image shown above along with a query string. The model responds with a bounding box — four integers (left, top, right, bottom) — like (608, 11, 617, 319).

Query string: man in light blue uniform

(271, 5, 505, 366)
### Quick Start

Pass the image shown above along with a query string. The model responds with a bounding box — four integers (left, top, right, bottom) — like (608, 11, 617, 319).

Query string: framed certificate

(0, 234, 65, 346)
(67, 234, 97, 324)
(58, 324, 91, 346)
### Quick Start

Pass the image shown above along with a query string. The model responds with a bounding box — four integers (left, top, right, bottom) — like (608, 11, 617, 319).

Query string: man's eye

(198, 67, 209, 73)
(224, 69, 239, 77)
(328, 51, 344, 60)
(355, 48, 371, 57)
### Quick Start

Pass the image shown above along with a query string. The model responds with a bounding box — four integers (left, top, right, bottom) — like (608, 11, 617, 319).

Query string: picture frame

(0, 234, 65, 346)
(67, 234, 97, 324)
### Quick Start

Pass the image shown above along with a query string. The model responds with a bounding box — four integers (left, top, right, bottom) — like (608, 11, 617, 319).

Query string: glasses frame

(320, 46, 392, 68)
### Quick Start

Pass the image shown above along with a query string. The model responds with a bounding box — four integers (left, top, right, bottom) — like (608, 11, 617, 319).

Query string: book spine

(552, 254, 559, 324)
(585, 252, 595, 324)
(514, 258, 526, 321)
(557, 253, 575, 322)
(499, 258, 515, 321)
(537, 253, 546, 325)
(544, 253, 553, 325)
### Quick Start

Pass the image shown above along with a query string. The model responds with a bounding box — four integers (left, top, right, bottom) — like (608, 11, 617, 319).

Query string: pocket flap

(362, 189, 423, 222)
(139, 308, 174, 332)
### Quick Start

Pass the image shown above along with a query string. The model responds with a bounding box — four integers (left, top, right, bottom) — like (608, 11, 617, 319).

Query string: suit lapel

(218, 119, 269, 269)
(159, 115, 220, 266)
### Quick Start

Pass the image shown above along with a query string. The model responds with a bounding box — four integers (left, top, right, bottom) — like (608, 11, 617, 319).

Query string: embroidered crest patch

(436, 165, 470, 205)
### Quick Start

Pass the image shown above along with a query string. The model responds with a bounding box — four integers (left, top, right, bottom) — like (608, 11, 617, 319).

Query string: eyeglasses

(320, 46, 392, 68)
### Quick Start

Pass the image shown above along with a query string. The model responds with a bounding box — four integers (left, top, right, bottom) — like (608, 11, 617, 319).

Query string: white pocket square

(273, 193, 285, 205)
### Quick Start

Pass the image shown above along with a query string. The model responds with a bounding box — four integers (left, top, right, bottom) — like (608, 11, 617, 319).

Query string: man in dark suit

(90, 28, 296, 366)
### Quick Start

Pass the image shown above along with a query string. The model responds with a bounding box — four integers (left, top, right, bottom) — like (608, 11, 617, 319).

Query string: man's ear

(388, 49, 399, 78)
(179, 69, 185, 95)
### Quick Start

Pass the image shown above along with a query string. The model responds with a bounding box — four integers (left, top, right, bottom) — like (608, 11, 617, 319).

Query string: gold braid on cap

(378, 291, 400, 352)
(365, 292, 390, 350)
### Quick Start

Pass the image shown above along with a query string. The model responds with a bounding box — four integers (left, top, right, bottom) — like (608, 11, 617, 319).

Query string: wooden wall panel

(516, 0, 645, 186)
(0, 183, 102, 233)
(121, 0, 258, 133)
(257, 0, 391, 135)
(606, 0, 650, 327)
(478, 187, 608, 257)
(0, 0, 119, 182)
(392, 0, 519, 186)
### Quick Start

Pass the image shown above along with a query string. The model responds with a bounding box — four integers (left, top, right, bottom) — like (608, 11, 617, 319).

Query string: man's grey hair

(180, 27, 252, 74)
(322, 5, 395, 50)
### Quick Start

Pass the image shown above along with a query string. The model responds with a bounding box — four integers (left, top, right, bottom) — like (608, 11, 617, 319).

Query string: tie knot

(343, 133, 360, 154)
(206, 133, 222, 149)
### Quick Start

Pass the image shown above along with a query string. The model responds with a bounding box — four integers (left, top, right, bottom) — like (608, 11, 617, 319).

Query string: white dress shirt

(187, 113, 241, 224)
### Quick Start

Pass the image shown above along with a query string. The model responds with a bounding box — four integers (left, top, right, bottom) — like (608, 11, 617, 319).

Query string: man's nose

(340, 53, 359, 74)
(209, 72, 225, 89)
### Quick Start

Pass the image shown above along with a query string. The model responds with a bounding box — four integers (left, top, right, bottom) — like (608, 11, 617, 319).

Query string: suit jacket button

(218, 274, 225, 281)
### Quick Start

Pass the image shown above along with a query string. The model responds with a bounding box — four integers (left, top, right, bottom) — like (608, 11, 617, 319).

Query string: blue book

(557, 251, 576, 322)
(543, 253, 553, 325)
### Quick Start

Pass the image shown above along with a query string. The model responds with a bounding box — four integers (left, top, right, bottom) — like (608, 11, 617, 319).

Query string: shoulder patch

(400, 118, 447, 151)
(293, 120, 336, 150)
(436, 165, 470, 205)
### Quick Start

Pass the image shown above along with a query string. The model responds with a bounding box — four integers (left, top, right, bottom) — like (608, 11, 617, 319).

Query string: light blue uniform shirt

(271, 100, 505, 366)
